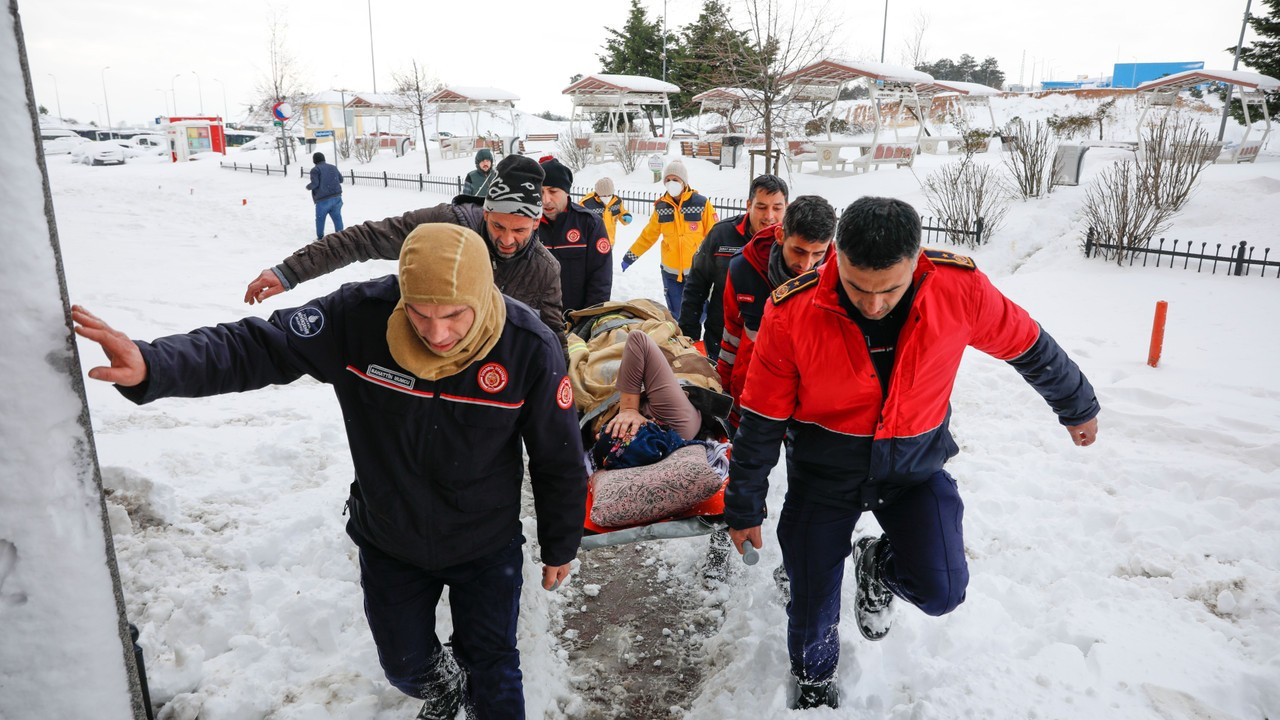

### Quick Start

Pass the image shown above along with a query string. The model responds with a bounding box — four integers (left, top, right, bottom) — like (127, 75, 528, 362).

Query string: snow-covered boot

(702, 530, 731, 586)
(773, 563, 791, 604)
(415, 647, 472, 720)
(791, 678, 841, 710)
(852, 536, 896, 641)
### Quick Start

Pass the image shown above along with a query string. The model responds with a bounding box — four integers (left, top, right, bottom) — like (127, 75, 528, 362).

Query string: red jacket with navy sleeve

(724, 250, 1100, 528)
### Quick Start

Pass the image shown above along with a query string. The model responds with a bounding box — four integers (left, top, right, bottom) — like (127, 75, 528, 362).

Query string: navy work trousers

(777, 470, 969, 684)
(358, 534, 526, 720)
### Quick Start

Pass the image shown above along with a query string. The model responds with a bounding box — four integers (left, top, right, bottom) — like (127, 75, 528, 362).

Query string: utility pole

(1219, 0, 1253, 142)
(101, 66, 112, 136)
(661, 0, 668, 83)
(48, 73, 63, 120)
(213, 78, 229, 123)
(367, 0, 377, 92)
(171, 73, 181, 116)
(880, 0, 888, 63)
(192, 71, 203, 114)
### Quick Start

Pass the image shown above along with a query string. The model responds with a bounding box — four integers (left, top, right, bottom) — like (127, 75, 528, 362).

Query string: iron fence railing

(1084, 228, 1278, 278)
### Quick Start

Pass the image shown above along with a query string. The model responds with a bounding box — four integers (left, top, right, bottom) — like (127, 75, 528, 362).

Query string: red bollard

(1147, 300, 1168, 368)
(242, 198, 247, 205)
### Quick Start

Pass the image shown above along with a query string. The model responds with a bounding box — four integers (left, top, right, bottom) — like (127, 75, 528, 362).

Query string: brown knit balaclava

(386, 223, 506, 380)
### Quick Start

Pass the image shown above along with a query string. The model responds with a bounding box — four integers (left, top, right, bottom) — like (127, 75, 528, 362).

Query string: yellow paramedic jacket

(626, 187, 718, 280)
(580, 191, 632, 243)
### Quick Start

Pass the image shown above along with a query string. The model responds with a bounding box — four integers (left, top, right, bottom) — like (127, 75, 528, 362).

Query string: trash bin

(720, 135, 744, 170)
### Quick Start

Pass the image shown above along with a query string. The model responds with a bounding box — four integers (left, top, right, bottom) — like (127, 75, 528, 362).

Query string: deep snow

(25, 90, 1280, 719)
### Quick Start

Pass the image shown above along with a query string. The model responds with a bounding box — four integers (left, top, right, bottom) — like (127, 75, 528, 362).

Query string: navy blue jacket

(679, 214, 751, 345)
(539, 201, 613, 313)
(117, 277, 588, 570)
(307, 162, 344, 202)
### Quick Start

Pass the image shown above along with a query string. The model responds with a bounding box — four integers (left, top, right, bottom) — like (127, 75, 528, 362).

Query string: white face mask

(599, 195, 614, 205)
(665, 181, 684, 198)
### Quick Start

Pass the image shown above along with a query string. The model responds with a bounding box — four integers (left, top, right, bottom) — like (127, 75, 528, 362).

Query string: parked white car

(72, 140, 127, 166)
(42, 135, 90, 155)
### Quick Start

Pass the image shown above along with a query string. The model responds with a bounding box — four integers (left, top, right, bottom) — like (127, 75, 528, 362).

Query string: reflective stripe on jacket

(626, 188, 717, 280)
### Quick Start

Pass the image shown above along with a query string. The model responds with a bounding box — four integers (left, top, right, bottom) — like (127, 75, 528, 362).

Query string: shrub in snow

(1080, 114, 1214, 263)
(556, 131, 594, 172)
(923, 158, 1011, 248)
(352, 136, 377, 164)
(1002, 119, 1057, 199)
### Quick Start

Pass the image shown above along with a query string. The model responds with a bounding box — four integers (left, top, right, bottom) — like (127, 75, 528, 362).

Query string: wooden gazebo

(1136, 69, 1279, 164)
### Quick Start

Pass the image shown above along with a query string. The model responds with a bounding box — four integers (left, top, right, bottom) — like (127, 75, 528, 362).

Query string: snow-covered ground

(44, 100, 1280, 719)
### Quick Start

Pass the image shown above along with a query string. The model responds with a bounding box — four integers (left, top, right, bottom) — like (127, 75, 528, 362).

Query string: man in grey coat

(245, 155, 566, 345)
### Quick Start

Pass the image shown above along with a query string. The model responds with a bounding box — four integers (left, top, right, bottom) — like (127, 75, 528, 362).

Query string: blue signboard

(1112, 61, 1205, 89)
(315, 130, 335, 138)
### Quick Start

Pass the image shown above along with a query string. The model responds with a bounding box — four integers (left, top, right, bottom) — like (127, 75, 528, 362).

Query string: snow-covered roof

(563, 74, 680, 95)
(915, 80, 1001, 97)
(780, 58, 933, 86)
(347, 92, 413, 109)
(1137, 69, 1280, 92)
(306, 90, 356, 105)
(691, 87, 761, 104)
(428, 86, 520, 103)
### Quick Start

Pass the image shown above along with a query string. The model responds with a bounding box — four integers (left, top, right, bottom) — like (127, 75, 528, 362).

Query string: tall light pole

(154, 88, 170, 117)
(880, 0, 889, 63)
(1219, 0, 1253, 142)
(213, 77, 229, 123)
(47, 73, 63, 120)
(101, 66, 113, 136)
(192, 71, 204, 114)
(367, 0, 377, 92)
(171, 73, 182, 116)
(661, 0, 668, 84)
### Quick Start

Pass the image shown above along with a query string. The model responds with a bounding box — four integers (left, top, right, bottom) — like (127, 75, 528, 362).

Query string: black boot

(791, 678, 841, 709)
(416, 647, 471, 720)
(852, 536, 896, 641)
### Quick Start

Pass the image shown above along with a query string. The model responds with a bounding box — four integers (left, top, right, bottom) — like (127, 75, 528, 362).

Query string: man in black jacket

(306, 151, 344, 239)
(244, 155, 566, 346)
(537, 156, 612, 313)
(75, 223, 587, 720)
(678, 174, 787, 362)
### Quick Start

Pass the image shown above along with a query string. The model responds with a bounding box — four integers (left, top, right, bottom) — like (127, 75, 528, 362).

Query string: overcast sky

(20, 0, 1258, 128)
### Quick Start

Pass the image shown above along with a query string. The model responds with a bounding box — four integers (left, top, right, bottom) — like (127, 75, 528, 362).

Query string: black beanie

(539, 155, 573, 193)
(485, 155, 545, 218)
(313, 152, 325, 164)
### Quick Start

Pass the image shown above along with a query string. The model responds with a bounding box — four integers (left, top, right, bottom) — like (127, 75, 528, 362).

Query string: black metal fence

(218, 161, 984, 243)
(1084, 228, 1279, 278)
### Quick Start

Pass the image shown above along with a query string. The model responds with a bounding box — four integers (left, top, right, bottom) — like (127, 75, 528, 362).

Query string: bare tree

(923, 157, 1011, 247)
(900, 11, 931, 69)
(703, 0, 839, 165)
(255, 7, 307, 166)
(392, 59, 442, 174)
(1002, 119, 1057, 199)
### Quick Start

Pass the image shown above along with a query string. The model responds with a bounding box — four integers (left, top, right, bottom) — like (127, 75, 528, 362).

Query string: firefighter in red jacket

(725, 197, 1100, 710)
(718, 195, 834, 423)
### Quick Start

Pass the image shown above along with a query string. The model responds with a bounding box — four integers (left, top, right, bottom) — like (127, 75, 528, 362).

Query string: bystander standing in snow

(73, 223, 587, 720)
(725, 197, 1101, 710)
(306, 152, 344, 240)
(463, 148, 497, 197)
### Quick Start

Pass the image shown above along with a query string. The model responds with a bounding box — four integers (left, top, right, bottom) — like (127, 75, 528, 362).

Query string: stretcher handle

(742, 539, 760, 566)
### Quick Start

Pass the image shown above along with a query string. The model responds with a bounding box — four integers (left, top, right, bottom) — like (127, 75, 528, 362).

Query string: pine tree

(1224, 0, 1280, 122)
(598, 0, 682, 133)
(670, 0, 748, 118)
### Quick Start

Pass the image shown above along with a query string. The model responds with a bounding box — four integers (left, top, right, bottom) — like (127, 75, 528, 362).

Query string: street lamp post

(171, 73, 182, 116)
(47, 73, 63, 120)
(1219, 0, 1253, 142)
(880, 0, 889, 63)
(101, 66, 113, 136)
(213, 78, 229, 123)
(192, 71, 204, 114)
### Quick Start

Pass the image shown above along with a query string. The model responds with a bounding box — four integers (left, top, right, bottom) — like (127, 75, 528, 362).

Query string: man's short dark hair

(313, 152, 325, 164)
(782, 195, 836, 243)
(748, 174, 789, 203)
(836, 197, 921, 269)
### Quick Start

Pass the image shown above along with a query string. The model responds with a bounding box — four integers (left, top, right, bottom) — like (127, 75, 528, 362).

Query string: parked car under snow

(72, 140, 127, 166)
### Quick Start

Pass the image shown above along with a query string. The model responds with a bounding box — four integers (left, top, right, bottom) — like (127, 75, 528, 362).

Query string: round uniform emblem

(567, 229, 581, 243)
(288, 307, 325, 337)
(688, 222, 699, 231)
(556, 376, 574, 409)
(477, 362, 509, 394)
(596, 237, 611, 254)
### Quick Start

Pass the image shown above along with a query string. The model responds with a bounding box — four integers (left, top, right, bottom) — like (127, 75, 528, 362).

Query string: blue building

(1112, 61, 1205, 89)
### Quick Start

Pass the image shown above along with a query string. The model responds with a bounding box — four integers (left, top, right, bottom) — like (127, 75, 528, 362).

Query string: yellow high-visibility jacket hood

(625, 187, 717, 280)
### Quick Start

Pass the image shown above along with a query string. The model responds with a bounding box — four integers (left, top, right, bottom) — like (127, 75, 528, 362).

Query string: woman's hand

(602, 408, 648, 439)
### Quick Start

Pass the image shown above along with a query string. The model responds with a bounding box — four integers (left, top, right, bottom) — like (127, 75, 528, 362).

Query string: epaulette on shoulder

(770, 268, 820, 305)
(924, 248, 977, 270)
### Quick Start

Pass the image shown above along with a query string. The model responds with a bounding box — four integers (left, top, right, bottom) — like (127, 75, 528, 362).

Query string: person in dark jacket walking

(74, 223, 588, 720)
(243, 155, 567, 347)
(307, 152, 344, 239)
(537, 156, 612, 313)
(463, 148, 497, 197)
(678, 174, 788, 362)
(724, 197, 1101, 710)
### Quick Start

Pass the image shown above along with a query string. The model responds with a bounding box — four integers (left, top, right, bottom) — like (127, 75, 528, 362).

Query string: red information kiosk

(164, 116, 227, 161)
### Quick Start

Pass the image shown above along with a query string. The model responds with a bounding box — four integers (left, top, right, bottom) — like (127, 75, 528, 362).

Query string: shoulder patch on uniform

(924, 248, 977, 270)
(770, 268, 820, 304)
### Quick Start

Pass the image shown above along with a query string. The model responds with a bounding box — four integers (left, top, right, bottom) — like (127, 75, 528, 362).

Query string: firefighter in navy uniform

(74, 224, 587, 720)
(678, 174, 789, 363)
(725, 197, 1100, 710)
(538, 156, 613, 313)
